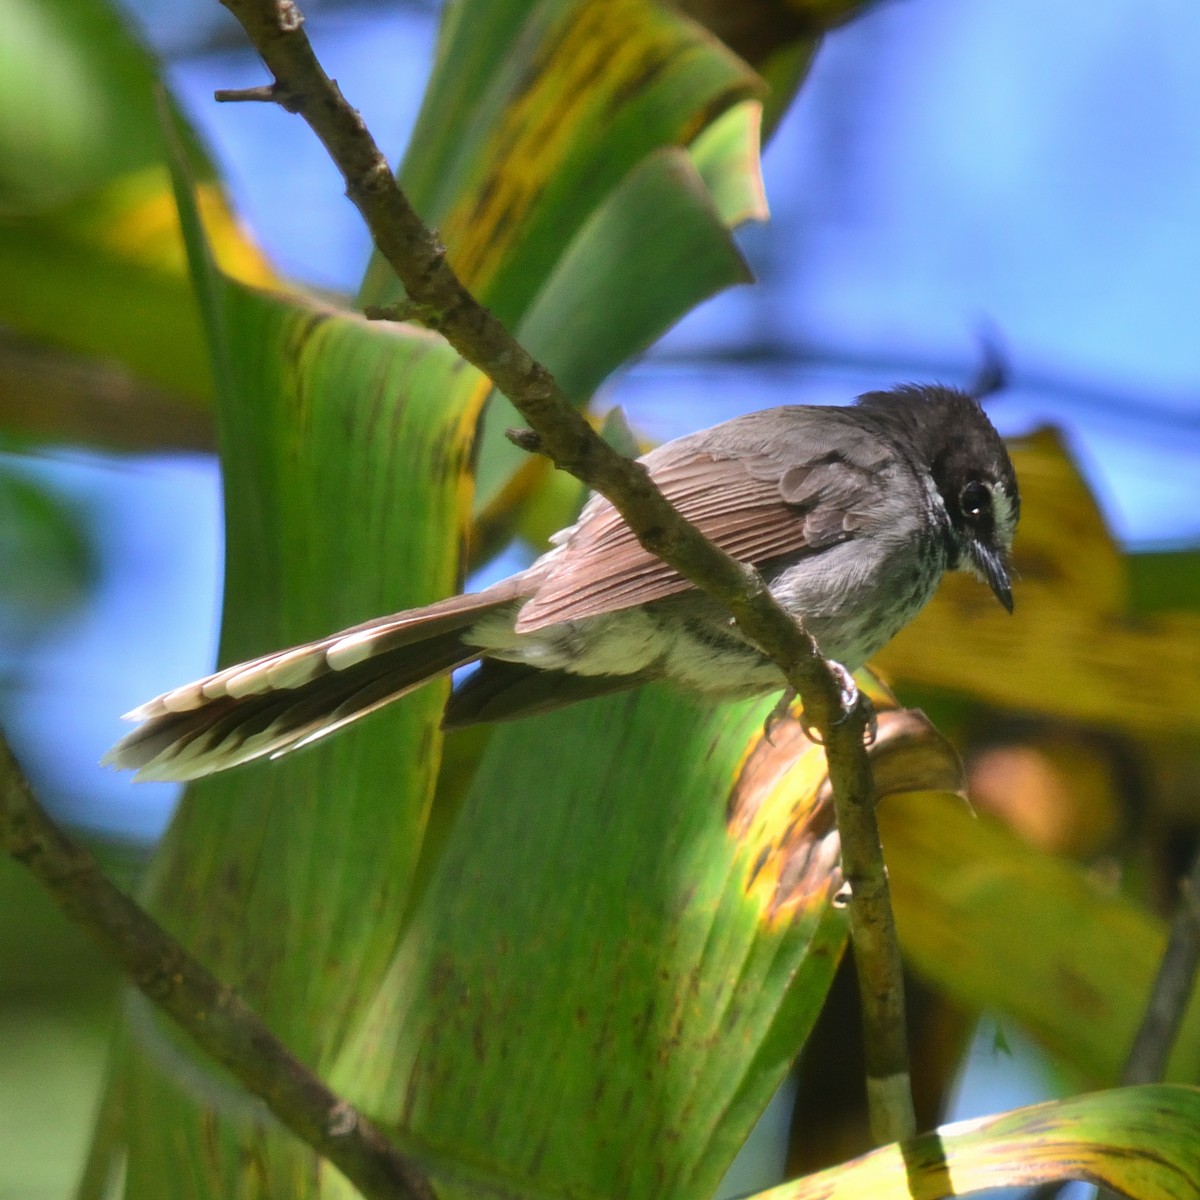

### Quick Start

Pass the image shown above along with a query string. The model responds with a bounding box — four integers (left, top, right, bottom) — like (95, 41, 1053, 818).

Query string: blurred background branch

(0, 330, 214, 452)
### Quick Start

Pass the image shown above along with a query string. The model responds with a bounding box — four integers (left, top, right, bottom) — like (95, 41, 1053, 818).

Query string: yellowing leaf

(729, 695, 964, 923)
(751, 1084, 1200, 1199)
(363, 0, 762, 325)
(76, 167, 274, 287)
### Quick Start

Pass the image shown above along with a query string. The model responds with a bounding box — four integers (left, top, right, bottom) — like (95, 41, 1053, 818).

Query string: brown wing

(515, 439, 887, 633)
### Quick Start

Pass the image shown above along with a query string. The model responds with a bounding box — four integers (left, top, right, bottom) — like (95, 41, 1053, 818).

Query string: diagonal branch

(0, 731, 435, 1200)
(212, 0, 914, 1147)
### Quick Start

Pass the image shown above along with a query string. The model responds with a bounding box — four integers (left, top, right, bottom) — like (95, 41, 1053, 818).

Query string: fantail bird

(105, 383, 1018, 781)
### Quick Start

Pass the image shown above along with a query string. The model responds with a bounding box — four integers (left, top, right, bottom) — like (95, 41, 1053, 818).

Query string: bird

(104, 383, 1019, 782)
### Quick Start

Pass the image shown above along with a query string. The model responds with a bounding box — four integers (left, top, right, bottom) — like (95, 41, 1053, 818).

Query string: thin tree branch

(1089, 844, 1200, 1200)
(0, 730, 435, 1200)
(1123, 845, 1200, 1085)
(211, 0, 914, 1144)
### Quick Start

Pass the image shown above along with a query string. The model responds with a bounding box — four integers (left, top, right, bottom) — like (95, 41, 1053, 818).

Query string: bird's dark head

(857, 384, 1020, 612)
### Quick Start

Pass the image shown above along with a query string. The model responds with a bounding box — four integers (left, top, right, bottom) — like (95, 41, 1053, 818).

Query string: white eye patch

(989, 482, 1018, 550)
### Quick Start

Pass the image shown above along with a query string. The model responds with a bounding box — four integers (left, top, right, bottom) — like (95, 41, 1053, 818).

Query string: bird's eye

(960, 481, 991, 519)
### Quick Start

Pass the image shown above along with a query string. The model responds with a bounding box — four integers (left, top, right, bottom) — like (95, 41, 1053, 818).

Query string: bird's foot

(799, 663, 877, 747)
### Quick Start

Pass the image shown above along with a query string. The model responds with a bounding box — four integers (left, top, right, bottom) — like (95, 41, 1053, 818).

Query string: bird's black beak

(970, 541, 1014, 613)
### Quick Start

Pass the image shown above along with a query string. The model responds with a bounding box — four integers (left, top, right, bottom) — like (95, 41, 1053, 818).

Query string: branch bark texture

(0, 732, 434, 1200)
(212, 0, 914, 1147)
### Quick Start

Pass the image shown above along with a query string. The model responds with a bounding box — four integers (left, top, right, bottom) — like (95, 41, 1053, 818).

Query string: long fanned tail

(103, 589, 518, 782)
